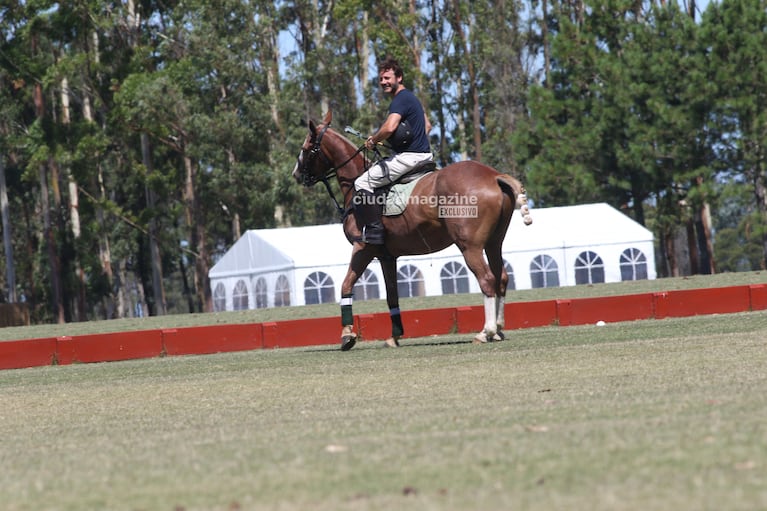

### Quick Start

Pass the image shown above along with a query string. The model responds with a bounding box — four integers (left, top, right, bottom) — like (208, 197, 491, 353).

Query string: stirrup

(361, 225, 385, 245)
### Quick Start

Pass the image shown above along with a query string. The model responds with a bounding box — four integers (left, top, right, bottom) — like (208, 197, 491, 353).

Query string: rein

(319, 147, 366, 218)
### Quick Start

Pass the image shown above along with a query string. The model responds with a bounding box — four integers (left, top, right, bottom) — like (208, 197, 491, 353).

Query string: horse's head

(292, 110, 334, 187)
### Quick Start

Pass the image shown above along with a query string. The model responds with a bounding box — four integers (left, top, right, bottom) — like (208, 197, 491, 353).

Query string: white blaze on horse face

(292, 152, 303, 182)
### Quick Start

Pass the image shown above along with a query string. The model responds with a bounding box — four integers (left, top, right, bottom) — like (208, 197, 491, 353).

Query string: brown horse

(293, 110, 532, 350)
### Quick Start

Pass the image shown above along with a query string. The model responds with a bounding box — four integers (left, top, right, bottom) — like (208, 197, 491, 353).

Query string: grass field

(1, 307, 766, 510)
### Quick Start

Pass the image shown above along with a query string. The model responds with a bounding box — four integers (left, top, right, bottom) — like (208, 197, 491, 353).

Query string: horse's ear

(323, 109, 332, 125)
(309, 119, 318, 135)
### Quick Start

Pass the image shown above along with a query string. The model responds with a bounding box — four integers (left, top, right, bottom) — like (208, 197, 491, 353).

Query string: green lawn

(1, 310, 766, 511)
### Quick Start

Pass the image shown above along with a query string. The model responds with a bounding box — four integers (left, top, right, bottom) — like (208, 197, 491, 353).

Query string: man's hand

(365, 136, 376, 150)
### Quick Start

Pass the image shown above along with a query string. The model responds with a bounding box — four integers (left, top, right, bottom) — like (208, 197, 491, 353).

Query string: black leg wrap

(391, 310, 404, 338)
(341, 293, 354, 326)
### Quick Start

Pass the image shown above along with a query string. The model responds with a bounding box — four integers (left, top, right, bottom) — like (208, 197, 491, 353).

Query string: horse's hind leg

(486, 241, 508, 341)
(379, 255, 402, 348)
(462, 247, 499, 343)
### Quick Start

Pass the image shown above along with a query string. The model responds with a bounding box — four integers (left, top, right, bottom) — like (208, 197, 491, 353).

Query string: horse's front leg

(339, 243, 376, 351)
(379, 255, 402, 348)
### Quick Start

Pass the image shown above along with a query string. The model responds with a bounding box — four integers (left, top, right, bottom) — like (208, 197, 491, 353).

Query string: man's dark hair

(378, 56, 403, 79)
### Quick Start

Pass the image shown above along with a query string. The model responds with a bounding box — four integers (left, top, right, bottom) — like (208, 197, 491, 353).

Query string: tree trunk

(754, 173, 767, 270)
(258, 5, 283, 138)
(450, 0, 482, 161)
(33, 76, 65, 323)
(429, 0, 448, 165)
(179, 252, 195, 313)
(311, 0, 334, 115)
(686, 218, 699, 274)
(359, 11, 371, 110)
(542, 0, 551, 87)
(184, 155, 211, 312)
(141, 133, 167, 315)
(0, 157, 15, 303)
(83, 27, 116, 318)
(664, 226, 679, 277)
(61, 76, 87, 321)
(39, 160, 65, 323)
(695, 204, 715, 274)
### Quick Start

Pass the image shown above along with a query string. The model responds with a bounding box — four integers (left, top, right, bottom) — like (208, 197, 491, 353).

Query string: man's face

(378, 68, 401, 96)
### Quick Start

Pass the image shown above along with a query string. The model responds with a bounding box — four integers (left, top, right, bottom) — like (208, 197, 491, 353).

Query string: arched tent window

(397, 264, 425, 298)
(213, 282, 226, 312)
(233, 280, 249, 310)
(530, 255, 560, 288)
(304, 271, 335, 305)
(255, 277, 268, 309)
(620, 248, 648, 281)
(440, 261, 469, 294)
(575, 251, 605, 285)
(503, 260, 516, 290)
(353, 269, 380, 301)
(274, 275, 291, 307)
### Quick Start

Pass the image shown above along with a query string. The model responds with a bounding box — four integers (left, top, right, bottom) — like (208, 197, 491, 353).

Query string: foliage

(0, 0, 765, 322)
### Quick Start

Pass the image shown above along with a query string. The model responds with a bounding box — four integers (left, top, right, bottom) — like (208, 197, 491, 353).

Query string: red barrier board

(558, 294, 656, 326)
(4, 284, 767, 371)
(262, 316, 339, 349)
(401, 308, 456, 338)
(357, 313, 390, 341)
(657, 286, 751, 319)
(56, 330, 163, 365)
(163, 323, 263, 356)
(506, 300, 558, 329)
(0, 338, 57, 370)
(749, 284, 767, 311)
(455, 306, 484, 334)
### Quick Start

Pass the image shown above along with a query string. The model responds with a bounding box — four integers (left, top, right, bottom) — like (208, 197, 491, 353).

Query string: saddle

(381, 160, 438, 217)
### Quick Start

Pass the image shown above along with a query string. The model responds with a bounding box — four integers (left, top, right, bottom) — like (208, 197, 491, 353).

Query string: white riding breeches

(355, 152, 433, 193)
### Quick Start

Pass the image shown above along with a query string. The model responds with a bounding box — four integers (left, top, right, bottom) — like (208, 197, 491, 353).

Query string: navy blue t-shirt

(389, 88, 431, 153)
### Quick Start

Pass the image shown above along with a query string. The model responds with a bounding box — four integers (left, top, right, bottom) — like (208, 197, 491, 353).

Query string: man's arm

(366, 112, 402, 149)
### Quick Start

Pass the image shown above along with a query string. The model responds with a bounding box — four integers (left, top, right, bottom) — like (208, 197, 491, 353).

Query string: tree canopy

(1, 0, 765, 323)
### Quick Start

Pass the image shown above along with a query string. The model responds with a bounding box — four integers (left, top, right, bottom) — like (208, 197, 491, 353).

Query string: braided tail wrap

(500, 174, 533, 225)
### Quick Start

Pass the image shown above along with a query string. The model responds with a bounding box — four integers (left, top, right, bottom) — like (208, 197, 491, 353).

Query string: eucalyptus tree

(0, 24, 24, 304)
(0, 1, 67, 322)
(0, 4, 40, 311)
(473, 0, 534, 176)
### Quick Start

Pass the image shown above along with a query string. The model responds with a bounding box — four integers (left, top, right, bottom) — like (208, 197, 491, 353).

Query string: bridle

(296, 122, 367, 216)
(297, 123, 333, 187)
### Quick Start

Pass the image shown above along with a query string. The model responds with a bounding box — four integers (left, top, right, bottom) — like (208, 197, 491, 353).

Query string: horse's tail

(497, 174, 533, 225)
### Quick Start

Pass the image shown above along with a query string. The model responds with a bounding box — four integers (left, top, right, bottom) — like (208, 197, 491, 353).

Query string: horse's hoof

(341, 334, 357, 351)
(473, 332, 488, 344)
(492, 331, 504, 342)
(384, 337, 400, 348)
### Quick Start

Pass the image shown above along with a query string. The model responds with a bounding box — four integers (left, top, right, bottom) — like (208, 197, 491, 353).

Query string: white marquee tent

(208, 202, 656, 311)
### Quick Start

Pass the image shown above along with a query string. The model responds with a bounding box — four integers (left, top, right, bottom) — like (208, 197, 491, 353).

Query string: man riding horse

(354, 57, 434, 245)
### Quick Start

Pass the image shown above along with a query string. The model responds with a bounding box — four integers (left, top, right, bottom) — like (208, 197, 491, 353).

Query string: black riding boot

(353, 190, 385, 245)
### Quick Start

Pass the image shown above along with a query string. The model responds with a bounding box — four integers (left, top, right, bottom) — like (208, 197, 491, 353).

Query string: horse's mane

(327, 126, 360, 152)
